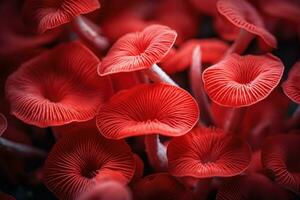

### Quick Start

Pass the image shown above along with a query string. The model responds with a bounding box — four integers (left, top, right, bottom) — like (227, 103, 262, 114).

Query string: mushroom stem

(144, 134, 168, 171)
(146, 64, 178, 86)
(189, 46, 214, 126)
(0, 137, 47, 158)
(226, 29, 254, 56)
(71, 15, 109, 54)
(225, 107, 247, 134)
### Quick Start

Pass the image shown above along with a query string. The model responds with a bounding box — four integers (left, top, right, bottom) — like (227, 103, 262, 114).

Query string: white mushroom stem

(189, 46, 214, 126)
(0, 137, 46, 158)
(146, 64, 178, 86)
(71, 15, 109, 54)
(145, 134, 168, 171)
(225, 29, 255, 56)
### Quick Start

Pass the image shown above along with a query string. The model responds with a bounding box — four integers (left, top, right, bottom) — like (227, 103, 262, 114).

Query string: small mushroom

(261, 134, 300, 195)
(217, 0, 277, 55)
(202, 53, 284, 133)
(43, 130, 135, 200)
(22, 0, 100, 33)
(6, 41, 113, 127)
(98, 25, 178, 86)
(96, 83, 199, 171)
(167, 127, 251, 178)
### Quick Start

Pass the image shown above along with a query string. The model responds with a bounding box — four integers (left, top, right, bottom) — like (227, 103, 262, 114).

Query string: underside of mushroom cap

(167, 127, 251, 178)
(98, 24, 177, 76)
(22, 0, 101, 33)
(96, 83, 199, 139)
(5, 41, 113, 127)
(202, 54, 284, 107)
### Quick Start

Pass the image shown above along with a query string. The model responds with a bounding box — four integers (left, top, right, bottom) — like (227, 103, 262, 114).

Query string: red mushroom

(5, 41, 113, 127)
(282, 60, 300, 129)
(217, 0, 277, 55)
(96, 83, 199, 139)
(76, 180, 132, 200)
(96, 83, 199, 171)
(43, 131, 135, 200)
(261, 134, 300, 195)
(98, 24, 178, 86)
(202, 53, 284, 133)
(132, 173, 193, 200)
(22, 0, 100, 33)
(216, 173, 293, 200)
(188, 0, 218, 16)
(167, 127, 251, 178)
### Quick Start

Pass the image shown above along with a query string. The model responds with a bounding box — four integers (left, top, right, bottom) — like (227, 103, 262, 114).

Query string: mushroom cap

(6, 41, 113, 127)
(161, 39, 229, 74)
(0, 113, 7, 136)
(282, 61, 300, 104)
(96, 83, 199, 139)
(132, 173, 193, 200)
(43, 131, 135, 200)
(217, 0, 277, 49)
(261, 134, 300, 195)
(216, 173, 292, 200)
(167, 127, 251, 178)
(76, 181, 132, 200)
(22, 0, 100, 33)
(202, 54, 284, 107)
(98, 24, 177, 76)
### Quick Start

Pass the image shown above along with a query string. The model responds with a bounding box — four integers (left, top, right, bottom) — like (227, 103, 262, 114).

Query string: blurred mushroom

(261, 134, 300, 195)
(217, 0, 277, 55)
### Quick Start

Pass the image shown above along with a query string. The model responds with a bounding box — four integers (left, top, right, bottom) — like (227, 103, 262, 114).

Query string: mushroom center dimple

(233, 67, 260, 85)
(81, 160, 100, 179)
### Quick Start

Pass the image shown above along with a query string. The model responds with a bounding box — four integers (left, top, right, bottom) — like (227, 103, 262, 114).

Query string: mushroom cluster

(0, 0, 299, 199)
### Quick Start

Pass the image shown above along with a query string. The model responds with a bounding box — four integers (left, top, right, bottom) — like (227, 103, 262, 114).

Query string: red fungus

(44, 131, 135, 200)
(76, 181, 132, 200)
(132, 173, 193, 200)
(167, 127, 251, 178)
(96, 83, 199, 139)
(0, 113, 7, 136)
(216, 173, 292, 200)
(6, 41, 113, 127)
(261, 134, 300, 195)
(203, 54, 284, 133)
(98, 24, 178, 85)
(217, 0, 277, 54)
(22, 0, 100, 33)
(202, 54, 284, 107)
(188, 0, 218, 16)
